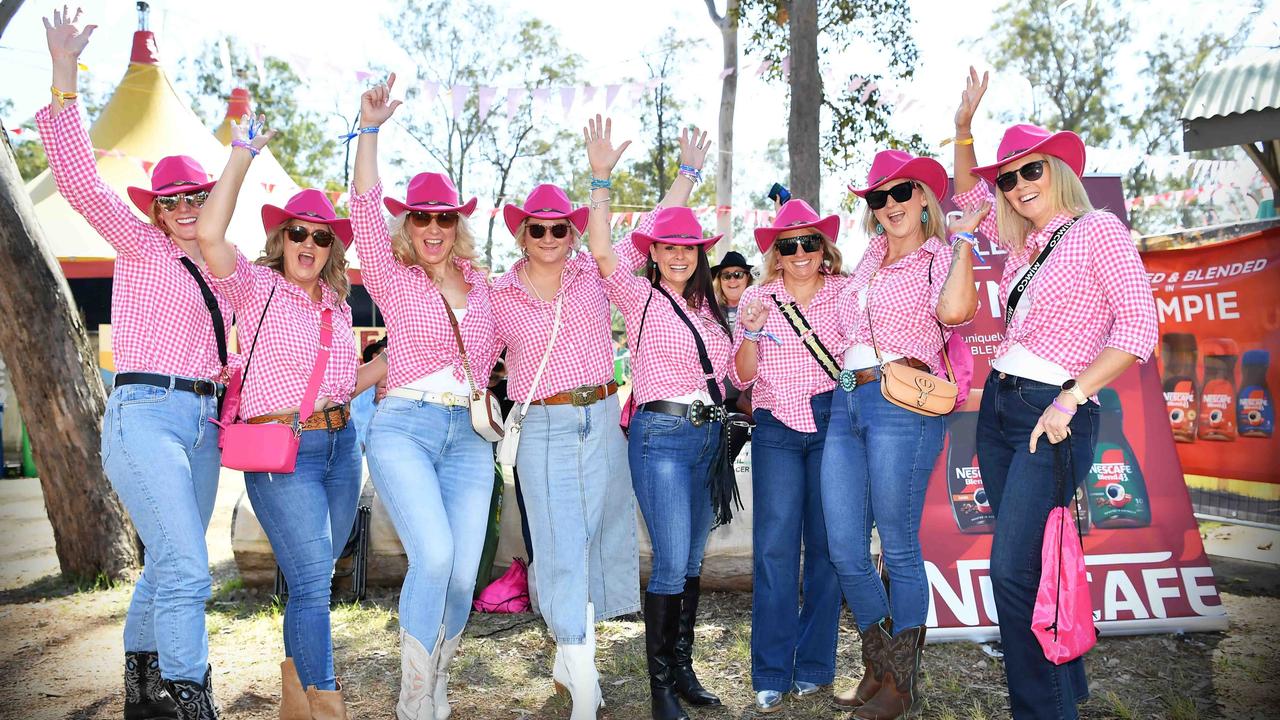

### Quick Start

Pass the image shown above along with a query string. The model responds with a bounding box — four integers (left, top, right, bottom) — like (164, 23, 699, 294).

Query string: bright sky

(2, 0, 1276, 246)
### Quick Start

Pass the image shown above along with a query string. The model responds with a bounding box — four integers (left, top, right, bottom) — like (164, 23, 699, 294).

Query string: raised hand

(954, 66, 989, 131)
(231, 113, 277, 152)
(677, 126, 712, 171)
(584, 114, 632, 178)
(948, 201, 990, 235)
(43, 5, 97, 63)
(361, 73, 403, 128)
(740, 296, 770, 333)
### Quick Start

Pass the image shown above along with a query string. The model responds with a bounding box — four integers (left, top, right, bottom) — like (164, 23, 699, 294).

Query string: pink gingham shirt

(36, 102, 234, 381)
(954, 183, 1158, 374)
(349, 182, 500, 392)
(602, 234, 732, 405)
(837, 236, 961, 377)
(491, 218, 650, 403)
(729, 275, 853, 432)
(210, 253, 357, 419)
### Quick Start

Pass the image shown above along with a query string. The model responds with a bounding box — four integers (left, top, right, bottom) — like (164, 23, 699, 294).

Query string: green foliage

(2, 99, 47, 182)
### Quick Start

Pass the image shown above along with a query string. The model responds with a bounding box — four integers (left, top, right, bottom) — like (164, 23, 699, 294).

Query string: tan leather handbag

(867, 275, 958, 417)
(440, 296, 504, 442)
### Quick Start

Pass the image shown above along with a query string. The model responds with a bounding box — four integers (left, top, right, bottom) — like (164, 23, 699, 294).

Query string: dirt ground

(0, 475, 1277, 720)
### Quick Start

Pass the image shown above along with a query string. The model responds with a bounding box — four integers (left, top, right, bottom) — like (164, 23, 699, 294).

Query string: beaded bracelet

(590, 177, 612, 190)
(678, 164, 702, 183)
(1051, 399, 1077, 416)
(231, 139, 259, 158)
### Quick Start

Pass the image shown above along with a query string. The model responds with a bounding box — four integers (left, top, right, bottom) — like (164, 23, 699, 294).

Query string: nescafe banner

(924, 177, 1227, 641)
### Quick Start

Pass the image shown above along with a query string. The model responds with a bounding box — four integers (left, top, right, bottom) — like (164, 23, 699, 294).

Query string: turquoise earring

(875, 222, 884, 235)
(921, 209, 929, 224)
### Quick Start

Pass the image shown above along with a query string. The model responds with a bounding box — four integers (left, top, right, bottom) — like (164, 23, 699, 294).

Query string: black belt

(639, 400, 727, 427)
(114, 372, 225, 398)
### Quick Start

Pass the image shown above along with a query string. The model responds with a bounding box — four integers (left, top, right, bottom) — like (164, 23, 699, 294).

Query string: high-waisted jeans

(245, 421, 361, 691)
(977, 371, 1099, 719)
(751, 395, 841, 693)
(366, 397, 494, 643)
(516, 395, 639, 643)
(629, 408, 719, 596)
(101, 381, 221, 683)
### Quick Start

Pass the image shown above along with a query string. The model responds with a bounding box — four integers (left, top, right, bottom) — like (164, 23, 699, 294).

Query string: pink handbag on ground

(1032, 445, 1098, 664)
(473, 558, 531, 613)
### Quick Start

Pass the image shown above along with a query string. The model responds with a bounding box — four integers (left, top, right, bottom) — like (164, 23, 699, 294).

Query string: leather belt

(638, 399, 727, 427)
(248, 405, 350, 432)
(838, 357, 930, 392)
(115, 372, 224, 398)
(533, 381, 618, 407)
(385, 387, 470, 407)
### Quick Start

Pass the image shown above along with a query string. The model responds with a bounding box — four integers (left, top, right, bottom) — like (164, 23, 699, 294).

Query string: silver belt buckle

(570, 385, 598, 407)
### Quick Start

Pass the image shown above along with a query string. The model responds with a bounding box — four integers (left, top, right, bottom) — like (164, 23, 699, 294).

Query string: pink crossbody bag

(214, 285, 333, 474)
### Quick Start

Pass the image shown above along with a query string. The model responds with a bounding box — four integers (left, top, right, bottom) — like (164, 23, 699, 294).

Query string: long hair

(994, 155, 1095, 251)
(646, 247, 731, 336)
(258, 224, 351, 302)
(388, 211, 487, 274)
(712, 267, 754, 306)
(860, 182, 947, 243)
(761, 231, 845, 285)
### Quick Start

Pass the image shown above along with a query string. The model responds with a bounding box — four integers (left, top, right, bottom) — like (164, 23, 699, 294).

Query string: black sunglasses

(527, 223, 571, 239)
(285, 225, 337, 248)
(719, 270, 748, 280)
(407, 210, 459, 229)
(864, 181, 918, 210)
(776, 234, 824, 256)
(995, 160, 1046, 192)
(155, 191, 209, 211)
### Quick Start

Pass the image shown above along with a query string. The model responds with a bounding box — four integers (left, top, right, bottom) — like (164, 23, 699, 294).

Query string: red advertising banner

(922, 177, 1228, 640)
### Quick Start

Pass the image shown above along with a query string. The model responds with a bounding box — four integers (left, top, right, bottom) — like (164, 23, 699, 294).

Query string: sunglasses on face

(864, 181, 918, 210)
(719, 270, 748, 281)
(776, 234, 824, 256)
(154, 191, 209, 212)
(407, 210, 459, 229)
(527, 223, 571, 240)
(285, 225, 337, 248)
(995, 160, 1046, 192)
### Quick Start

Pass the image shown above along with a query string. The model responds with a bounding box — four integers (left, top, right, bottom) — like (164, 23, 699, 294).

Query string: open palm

(954, 66, 989, 130)
(43, 6, 96, 62)
(584, 115, 632, 178)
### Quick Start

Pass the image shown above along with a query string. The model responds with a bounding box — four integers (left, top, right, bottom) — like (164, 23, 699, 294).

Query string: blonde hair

(258, 224, 351, 302)
(761, 231, 844, 285)
(513, 218, 583, 258)
(712, 266, 754, 306)
(860, 181, 947, 243)
(389, 212, 487, 274)
(994, 155, 1094, 251)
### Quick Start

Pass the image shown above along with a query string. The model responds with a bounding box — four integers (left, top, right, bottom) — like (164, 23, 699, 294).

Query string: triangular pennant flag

(848, 76, 866, 94)
(559, 86, 576, 116)
(422, 80, 441, 106)
(755, 59, 772, 77)
(477, 86, 498, 119)
(507, 87, 526, 119)
(532, 87, 551, 114)
(860, 82, 878, 103)
(451, 85, 470, 116)
(719, 67, 735, 80)
(355, 70, 373, 84)
(141, 160, 155, 174)
(781, 55, 791, 79)
(605, 84, 622, 109)
(581, 85, 598, 104)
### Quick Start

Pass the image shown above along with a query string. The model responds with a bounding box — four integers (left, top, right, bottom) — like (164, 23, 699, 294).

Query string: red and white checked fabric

(35, 102, 234, 381)
(953, 183, 1158, 374)
(210, 253, 357, 419)
(837, 236, 959, 377)
(603, 235, 731, 405)
(492, 214, 653, 403)
(349, 182, 500, 391)
(729, 275, 853, 432)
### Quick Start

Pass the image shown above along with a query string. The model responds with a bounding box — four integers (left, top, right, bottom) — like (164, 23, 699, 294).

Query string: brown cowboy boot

(279, 659, 311, 720)
(834, 619, 891, 709)
(854, 626, 925, 720)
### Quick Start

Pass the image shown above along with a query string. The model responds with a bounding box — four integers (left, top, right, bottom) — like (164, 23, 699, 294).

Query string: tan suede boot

(305, 684, 350, 720)
(280, 659, 311, 720)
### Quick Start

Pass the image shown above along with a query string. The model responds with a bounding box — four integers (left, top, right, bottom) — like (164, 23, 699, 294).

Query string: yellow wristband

(940, 136, 974, 147)
(51, 85, 78, 109)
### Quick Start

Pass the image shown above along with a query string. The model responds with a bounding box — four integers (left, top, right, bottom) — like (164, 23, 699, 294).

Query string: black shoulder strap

(178, 257, 228, 372)
(1004, 216, 1080, 326)
(634, 288, 654, 355)
(240, 285, 277, 388)
(654, 285, 724, 405)
(771, 293, 840, 382)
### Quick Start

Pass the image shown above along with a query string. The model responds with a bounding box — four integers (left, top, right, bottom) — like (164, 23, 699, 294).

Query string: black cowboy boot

(672, 577, 721, 706)
(125, 651, 179, 720)
(162, 666, 221, 720)
(644, 592, 690, 720)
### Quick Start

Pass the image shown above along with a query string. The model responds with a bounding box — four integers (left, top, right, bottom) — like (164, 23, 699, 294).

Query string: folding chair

(274, 504, 371, 605)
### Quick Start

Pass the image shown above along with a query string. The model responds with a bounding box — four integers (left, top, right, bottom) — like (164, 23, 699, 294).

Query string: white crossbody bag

(497, 296, 563, 469)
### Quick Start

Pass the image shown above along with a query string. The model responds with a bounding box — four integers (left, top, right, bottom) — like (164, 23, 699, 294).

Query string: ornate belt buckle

(441, 392, 462, 406)
(689, 399, 707, 427)
(839, 369, 857, 392)
(570, 386, 597, 407)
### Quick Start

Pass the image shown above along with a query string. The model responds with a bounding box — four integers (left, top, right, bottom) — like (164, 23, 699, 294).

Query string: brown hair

(258, 224, 351, 302)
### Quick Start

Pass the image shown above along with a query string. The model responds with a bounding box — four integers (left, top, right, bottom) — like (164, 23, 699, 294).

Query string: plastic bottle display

(1198, 339, 1240, 441)
(1238, 350, 1273, 438)
(1087, 388, 1152, 528)
(946, 410, 995, 534)
(1160, 333, 1199, 443)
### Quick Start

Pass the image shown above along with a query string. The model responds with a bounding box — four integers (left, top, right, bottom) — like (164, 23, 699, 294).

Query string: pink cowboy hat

(126, 155, 216, 214)
(971, 124, 1086, 186)
(848, 149, 949, 202)
(503, 184, 589, 237)
(631, 207, 722, 256)
(384, 172, 478, 217)
(261, 189, 354, 247)
(752, 199, 841, 253)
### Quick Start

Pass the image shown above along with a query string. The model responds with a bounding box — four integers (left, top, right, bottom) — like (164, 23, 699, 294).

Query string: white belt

(386, 387, 470, 407)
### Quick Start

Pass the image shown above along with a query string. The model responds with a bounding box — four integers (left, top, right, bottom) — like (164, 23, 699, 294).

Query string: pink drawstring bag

(1032, 445, 1097, 664)
(473, 558, 531, 613)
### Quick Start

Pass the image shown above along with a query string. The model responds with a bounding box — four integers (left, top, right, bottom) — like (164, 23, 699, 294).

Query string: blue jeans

(629, 408, 718, 596)
(245, 422, 360, 691)
(366, 398, 494, 641)
(977, 372, 1098, 719)
(821, 384, 945, 634)
(751, 395, 841, 692)
(516, 395, 639, 643)
(100, 381, 221, 683)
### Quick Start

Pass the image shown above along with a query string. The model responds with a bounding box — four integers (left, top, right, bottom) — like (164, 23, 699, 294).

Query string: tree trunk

(706, 0, 739, 247)
(0, 121, 138, 581)
(787, 0, 821, 211)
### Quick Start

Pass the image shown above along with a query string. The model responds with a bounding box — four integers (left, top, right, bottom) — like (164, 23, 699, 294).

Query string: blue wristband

(340, 126, 380, 144)
(743, 329, 782, 344)
(951, 232, 984, 263)
(590, 177, 612, 190)
(679, 164, 703, 183)
(231, 139, 259, 158)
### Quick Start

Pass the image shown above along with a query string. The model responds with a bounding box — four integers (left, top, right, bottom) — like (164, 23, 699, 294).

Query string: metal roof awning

(1181, 53, 1280, 205)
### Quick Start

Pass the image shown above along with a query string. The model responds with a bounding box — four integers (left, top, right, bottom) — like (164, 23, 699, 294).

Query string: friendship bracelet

(1051, 399, 1077, 416)
(940, 135, 975, 147)
(743, 329, 782, 344)
(950, 232, 984, 263)
(231, 139, 259, 158)
(340, 126, 380, 144)
(678, 164, 703, 183)
(590, 177, 612, 190)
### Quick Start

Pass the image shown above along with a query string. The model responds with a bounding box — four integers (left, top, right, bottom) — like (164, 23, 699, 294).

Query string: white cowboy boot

(432, 633, 463, 719)
(555, 602, 603, 719)
(396, 628, 443, 720)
